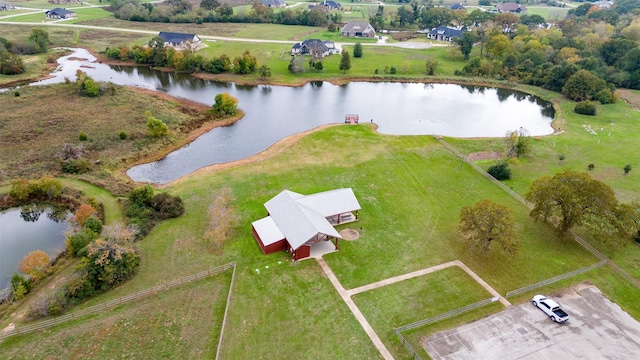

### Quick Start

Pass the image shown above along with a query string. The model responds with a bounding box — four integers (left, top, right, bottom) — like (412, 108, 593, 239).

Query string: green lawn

(525, 6, 571, 21)
(352, 266, 498, 359)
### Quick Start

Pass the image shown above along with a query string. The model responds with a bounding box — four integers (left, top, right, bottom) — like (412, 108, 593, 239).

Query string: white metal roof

(251, 217, 284, 246)
(296, 188, 361, 217)
(260, 188, 359, 250)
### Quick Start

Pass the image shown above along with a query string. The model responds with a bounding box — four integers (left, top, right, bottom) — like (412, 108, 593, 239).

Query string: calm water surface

(0, 206, 70, 290)
(31, 48, 555, 184)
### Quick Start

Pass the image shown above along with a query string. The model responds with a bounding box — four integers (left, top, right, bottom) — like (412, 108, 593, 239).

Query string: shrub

(146, 116, 169, 137)
(588, 163, 595, 170)
(390, 66, 397, 74)
(11, 272, 31, 300)
(78, 131, 88, 141)
(487, 162, 512, 180)
(353, 42, 363, 58)
(19, 250, 50, 282)
(83, 216, 103, 234)
(624, 164, 632, 174)
(129, 185, 154, 206)
(14, 90, 19, 97)
(211, 93, 238, 116)
(574, 100, 596, 115)
(9, 176, 63, 201)
(314, 61, 323, 71)
(61, 158, 93, 174)
(10, 179, 35, 201)
(66, 230, 99, 257)
(595, 88, 615, 104)
(150, 192, 185, 219)
(559, 154, 566, 161)
(118, 130, 127, 140)
(59, 143, 87, 161)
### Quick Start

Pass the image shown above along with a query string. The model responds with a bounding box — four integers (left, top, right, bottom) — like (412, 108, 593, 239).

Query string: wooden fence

(394, 297, 498, 360)
(505, 260, 608, 298)
(437, 137, 640, 289)
(0, 262, 236, 342)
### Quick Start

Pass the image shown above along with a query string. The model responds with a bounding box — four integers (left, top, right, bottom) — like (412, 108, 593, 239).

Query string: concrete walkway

(316, 258, 394, 360)
(348, 260, 510, 306)
(317, 259, 510, 360)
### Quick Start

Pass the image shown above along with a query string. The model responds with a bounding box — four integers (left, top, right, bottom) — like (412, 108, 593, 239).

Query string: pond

(0, 205, 70, 291)
(30, 48, 555, 184)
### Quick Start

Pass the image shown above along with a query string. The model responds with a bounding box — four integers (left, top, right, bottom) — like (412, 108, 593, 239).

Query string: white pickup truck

(532, 295, 569, 323)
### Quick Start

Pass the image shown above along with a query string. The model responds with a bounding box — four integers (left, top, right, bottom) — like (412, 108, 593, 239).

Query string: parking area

(423, 284, 640, 359)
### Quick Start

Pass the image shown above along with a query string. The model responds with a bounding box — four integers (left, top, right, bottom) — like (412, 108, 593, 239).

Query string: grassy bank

(0, 83, 226, 195)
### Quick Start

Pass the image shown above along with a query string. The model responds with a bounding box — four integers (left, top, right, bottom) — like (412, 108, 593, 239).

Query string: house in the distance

(158, 32, 201, 48)
(497, 2, 527, 13)
(291, 39, 337, 57)
(318, 0, 341, 10)
(341, 21, 376, 38)
(252, 188, 361, 261)
(261, 0, 286, 8)
(45, 7, 76, 19)
(449, 3, 465, 10)
(0, 2, 16, 10)
(427, 26, 463, 42)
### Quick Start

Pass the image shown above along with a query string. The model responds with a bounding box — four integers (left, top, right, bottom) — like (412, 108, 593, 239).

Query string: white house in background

(157, 32, 201, 48)
(427, 26, 463, 42)
(261, 0, 286, 7)
(0, 2, 16, 10)
(291, 39, 337, 57)
(45, 7, 76, 19)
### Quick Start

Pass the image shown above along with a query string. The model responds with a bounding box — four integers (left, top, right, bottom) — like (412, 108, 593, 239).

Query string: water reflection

(25, 48, 555, 184)
(0, 206, 70, 291)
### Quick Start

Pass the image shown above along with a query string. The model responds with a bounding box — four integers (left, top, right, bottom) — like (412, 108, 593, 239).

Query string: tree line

(105, 38, 259, 74)
(442, 2, 640, 108)
(108, 0, 341, 27)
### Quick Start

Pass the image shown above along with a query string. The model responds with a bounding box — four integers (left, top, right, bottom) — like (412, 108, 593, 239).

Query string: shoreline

(2, 46, 564, 187)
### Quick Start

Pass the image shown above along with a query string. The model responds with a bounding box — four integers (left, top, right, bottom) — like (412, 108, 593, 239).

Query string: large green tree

(459, 199, 519, 257)
(455, 31, 479, 60)
(28, 28, 50, 53)
(200, 0, 219, 12)
(562, 69, 609, 102)
(526, 170, 636, 247)
(339, 50, 351, 73)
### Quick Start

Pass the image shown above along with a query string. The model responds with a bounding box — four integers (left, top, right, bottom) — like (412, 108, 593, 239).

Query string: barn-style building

(252, 188, 361, 261)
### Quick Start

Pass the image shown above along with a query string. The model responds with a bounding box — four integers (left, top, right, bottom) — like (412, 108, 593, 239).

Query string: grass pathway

(58, 178, 123, 224)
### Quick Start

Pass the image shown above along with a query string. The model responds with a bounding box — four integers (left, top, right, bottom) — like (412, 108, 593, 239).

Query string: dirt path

(617, 89, 640, 111)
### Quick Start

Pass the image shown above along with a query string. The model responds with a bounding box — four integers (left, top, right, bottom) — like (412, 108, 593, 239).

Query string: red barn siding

(252, 226, 286, 254)
(291, 245, 310, 261)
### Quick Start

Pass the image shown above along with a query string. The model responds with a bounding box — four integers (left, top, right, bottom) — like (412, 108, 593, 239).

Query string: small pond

(0, 206, 70, 291)
(27, 48, 555, 184)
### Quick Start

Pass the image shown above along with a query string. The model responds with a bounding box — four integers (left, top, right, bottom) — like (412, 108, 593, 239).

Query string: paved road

(0, 19, 442, 49)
